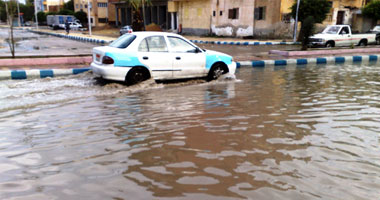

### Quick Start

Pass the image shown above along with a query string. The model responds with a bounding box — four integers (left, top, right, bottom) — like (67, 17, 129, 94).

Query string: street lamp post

(34, 0, 39, 29)
(293, 0, 301, 42)
(16, 0, 21, 26)
(87, 0, 92, 36)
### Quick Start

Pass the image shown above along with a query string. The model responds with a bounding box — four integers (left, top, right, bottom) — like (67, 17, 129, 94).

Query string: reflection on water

(1, 63, 380, 199)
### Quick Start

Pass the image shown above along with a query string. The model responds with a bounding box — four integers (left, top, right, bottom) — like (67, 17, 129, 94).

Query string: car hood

(205, 49, 231, 58)
(204, 49, 233, 69)
(310, 33, 327, 39)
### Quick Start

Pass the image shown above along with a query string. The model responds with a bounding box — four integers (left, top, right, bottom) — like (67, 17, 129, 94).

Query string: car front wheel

(207, 63, 227, 81)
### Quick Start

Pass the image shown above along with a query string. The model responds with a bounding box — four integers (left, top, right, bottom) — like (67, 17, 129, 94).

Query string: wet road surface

(0, 28, 299, 61)
(0, 28, 98, 57)
(1, 62, 380, 199)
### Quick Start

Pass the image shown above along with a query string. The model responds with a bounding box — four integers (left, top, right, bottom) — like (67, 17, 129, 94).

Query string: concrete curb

(236, 54, 380, 68)
(28, 30, 113, 45)
(190, 40, 300, 46)
(1, 57, 92, 66)
(0, 68, 91, 80)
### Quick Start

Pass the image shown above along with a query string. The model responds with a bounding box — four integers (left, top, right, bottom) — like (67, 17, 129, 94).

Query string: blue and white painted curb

(0, 68, 91, 80)
(236, 55, 380, 68)
(190, 40, 300, 46)
(29, 30, 113, 45)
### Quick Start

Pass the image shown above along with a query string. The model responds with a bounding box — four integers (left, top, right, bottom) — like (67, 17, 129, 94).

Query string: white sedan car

(91, 32, 236, 85)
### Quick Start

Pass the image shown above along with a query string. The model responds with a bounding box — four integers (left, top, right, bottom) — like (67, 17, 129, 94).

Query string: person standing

(65, 20, 70, 35)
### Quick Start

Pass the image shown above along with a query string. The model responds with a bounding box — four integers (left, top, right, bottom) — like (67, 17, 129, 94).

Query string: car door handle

(176, 57, 181, 60)
(143, 56, 149, 60)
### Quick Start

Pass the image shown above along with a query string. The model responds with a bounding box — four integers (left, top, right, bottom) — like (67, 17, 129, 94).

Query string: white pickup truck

(309, 25, 377, 47)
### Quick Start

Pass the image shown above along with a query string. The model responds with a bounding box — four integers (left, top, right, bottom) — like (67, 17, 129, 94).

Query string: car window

(340, 27, 349, 34)
(138, 36, 168, 52)
(168, 36, 197, 53)
(109, 34, 136, 49)
(323, 26, 340, 34)
(138, 39, 149, 52)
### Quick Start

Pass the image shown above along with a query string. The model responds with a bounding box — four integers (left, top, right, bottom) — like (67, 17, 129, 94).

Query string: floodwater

(1, 63, 380, 200)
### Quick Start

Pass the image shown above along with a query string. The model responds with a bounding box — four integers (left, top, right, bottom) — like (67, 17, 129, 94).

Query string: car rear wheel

(125, 67, 150, 86)
(207, 63, 227, 81)
(376, 37, 380, 45)
(358, 40, 367, 46)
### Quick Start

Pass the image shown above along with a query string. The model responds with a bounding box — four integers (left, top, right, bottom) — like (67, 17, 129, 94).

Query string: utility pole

(293, 0, 301, 42)
(17, 0, 21, 26)
(142, 0, 146, 31)
(87, 0, 92, 36)
(34, 0, 39, 30)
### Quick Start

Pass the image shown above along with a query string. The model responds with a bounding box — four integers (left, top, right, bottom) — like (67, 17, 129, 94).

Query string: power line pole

(293, 0, 301, 42)
(87, 0, 92, 36)
(34, 0, 39, 30)
(17, 0, 21, 26)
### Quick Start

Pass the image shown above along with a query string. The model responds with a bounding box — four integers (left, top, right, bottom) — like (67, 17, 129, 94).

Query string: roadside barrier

(190, 40, 300, 46)
(237, 55, 379, 68)
(28, 30, 112, 45)
(0, 68, 91, 80)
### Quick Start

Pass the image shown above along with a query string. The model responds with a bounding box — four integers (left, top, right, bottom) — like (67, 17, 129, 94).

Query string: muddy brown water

(1, 63, 380, 199)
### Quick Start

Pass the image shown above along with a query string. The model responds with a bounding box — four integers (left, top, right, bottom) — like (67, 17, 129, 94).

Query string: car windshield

(109, 34, 136, 49)
(122, 26, 131, 29)
(372, 26, 380, 31)
(323, 26, 341, 34)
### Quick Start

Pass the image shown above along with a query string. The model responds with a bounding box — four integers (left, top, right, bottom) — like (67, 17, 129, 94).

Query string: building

(172, 0, 293, 38)
(73, 0, 117, 27)
(110, 0, 169, 29)
(44, 0, 64, 12)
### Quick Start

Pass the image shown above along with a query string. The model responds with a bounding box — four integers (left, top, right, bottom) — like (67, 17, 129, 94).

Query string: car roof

(131, 31, 183, 37)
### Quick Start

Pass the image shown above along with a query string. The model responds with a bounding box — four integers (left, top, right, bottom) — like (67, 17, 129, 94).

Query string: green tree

(121, 0, 151, 31)
(0, 0, 6, 22)
(58, 9, 75, 15)
(63, 0, 74, 11)
(291, 0, 331, 41)
(74, 10, 87, 25)
(362, 0, 380, 21)
(37, 11, 46, 23)
(19, 1, 35, 22)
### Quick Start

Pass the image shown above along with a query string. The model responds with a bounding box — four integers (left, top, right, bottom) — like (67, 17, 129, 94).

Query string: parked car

(47, 15, 80, 30)
(368, 25, 380, 44)
(120, 25, 133, 35)
(91, 32, 236, 85)
(309, 25, 377, 47)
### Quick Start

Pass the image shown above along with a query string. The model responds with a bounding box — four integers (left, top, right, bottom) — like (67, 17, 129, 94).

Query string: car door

(167, 36, 206, 78)
(137, 36, 173, 80)
(337, 26, 352, 46)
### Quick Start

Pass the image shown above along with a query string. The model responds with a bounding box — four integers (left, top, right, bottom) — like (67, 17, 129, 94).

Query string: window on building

(228, 8, 239, 19)
(76, 4, 78, 9)
(98, 18, 107, 23)
(85, 4, 87, 8)
(254, 7, 266, 20)
(80, 4, 83, 9)
(97, 3, 107, 7)
(213, 11, 216, 17)
(220, 11, 223, 16)
(282, 13, 291, 23)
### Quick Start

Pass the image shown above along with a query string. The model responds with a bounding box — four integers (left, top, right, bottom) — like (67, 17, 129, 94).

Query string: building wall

(178, 0, 212, 35)
(211, 0, 254, 37)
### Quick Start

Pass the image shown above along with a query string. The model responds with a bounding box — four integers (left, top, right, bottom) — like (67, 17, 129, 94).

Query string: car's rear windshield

(109, 34, 136, 49)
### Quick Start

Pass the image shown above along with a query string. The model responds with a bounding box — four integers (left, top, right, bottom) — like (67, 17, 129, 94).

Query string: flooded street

(1, 63, 380, 199)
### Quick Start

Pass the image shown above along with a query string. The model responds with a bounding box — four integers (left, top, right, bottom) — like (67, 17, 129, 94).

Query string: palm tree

(122, 0, 151, 31)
